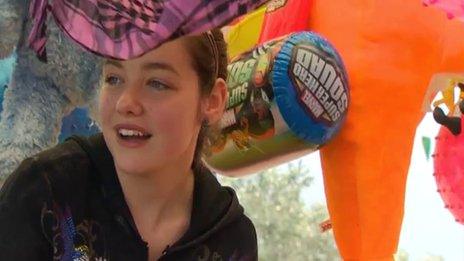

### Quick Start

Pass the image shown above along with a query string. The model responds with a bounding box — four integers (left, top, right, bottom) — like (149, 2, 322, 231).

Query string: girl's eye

(104, 75, 123, 86)
(148, 79, 170, 90)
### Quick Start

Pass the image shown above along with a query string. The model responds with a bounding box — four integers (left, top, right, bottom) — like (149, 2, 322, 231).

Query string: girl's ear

(202, 78, 228, 125)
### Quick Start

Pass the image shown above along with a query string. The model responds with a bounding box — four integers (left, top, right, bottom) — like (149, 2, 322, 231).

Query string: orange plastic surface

(309, 1, 464, 259)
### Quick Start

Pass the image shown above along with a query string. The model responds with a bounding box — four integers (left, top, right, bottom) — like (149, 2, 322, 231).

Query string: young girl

(0, 29, 258, 261)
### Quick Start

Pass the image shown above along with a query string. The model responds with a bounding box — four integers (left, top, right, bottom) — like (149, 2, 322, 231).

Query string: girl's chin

(114, 156, 159, 175)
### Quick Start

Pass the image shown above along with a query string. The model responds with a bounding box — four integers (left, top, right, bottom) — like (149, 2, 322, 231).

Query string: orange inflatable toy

(309, 1, 464, 260)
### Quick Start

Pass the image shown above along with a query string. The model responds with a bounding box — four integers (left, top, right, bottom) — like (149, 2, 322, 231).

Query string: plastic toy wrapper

(203, 32, 349, 177)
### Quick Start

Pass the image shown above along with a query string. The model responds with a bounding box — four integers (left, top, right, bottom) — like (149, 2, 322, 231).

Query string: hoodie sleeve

(0, 157, 52, 260)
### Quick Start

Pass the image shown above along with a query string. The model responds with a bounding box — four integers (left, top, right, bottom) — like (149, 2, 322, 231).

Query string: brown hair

(183, 28, 228, 172)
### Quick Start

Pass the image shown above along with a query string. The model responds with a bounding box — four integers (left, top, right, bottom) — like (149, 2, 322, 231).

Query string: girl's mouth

(117, 128, 152, 140)
(113, 124, 153, 148)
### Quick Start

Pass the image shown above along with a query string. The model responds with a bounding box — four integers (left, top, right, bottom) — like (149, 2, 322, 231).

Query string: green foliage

(218, 161, 340, 261)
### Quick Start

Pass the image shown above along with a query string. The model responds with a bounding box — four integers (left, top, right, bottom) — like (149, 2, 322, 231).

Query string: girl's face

(99, 38, 215, 175)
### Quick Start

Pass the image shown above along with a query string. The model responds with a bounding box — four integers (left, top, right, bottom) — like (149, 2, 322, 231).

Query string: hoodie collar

(173, 165, 242, 249)
(70, 133, 243, 249)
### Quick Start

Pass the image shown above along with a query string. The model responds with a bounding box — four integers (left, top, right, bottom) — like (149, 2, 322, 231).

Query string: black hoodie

(0, 133, 257, 260)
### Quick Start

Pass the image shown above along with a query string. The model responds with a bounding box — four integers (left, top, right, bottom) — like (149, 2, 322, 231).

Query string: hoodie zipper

(158, 245, 170, 260)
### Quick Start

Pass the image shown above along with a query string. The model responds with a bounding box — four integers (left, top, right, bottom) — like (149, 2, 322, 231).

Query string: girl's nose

(116, 87, 143, 116)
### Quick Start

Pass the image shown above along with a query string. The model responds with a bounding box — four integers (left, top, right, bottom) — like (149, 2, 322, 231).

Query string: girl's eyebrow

(104, 60, 123, 68)
(141, 62, 179, 76)
(103, 60, 179, 76)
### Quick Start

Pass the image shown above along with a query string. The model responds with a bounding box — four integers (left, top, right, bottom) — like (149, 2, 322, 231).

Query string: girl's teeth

(119, 129, 146, 137)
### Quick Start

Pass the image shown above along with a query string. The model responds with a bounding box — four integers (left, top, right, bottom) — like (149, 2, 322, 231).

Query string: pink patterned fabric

(423, 0, 464, 21)
(28, 0, 269, 62)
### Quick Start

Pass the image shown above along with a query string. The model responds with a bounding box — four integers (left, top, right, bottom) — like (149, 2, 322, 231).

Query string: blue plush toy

(0, 0, 102, 178)
(0, 52, 16, 120)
